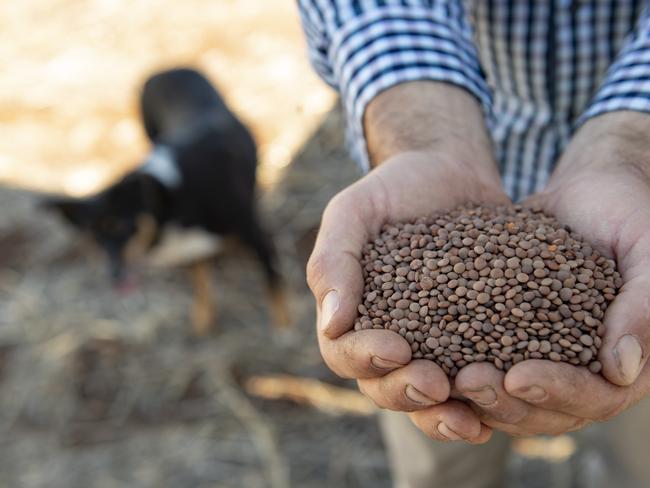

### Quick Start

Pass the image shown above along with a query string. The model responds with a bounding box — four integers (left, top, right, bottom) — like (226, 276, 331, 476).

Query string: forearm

(564, 6, 650, 180)
(551, 111, 650, 185)
(363, 81, 501, 185)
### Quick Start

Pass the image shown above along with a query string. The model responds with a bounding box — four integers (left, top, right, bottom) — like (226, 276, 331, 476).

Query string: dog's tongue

(114, 274, 139, 296)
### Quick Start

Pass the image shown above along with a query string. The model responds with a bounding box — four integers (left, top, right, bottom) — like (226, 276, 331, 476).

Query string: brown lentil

(355, 204, 621, 377)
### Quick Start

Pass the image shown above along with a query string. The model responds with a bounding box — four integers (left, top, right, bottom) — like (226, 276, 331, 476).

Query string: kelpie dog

(46, 68, 288, 335)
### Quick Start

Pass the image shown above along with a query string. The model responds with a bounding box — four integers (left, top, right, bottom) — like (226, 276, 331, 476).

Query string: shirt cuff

(328, 5, 492, 172)
(580, 10, 650, 125)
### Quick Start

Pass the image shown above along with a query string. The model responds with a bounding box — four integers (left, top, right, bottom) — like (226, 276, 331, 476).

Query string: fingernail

(405, 384, 437, 406)
(437, 422, 462, 441)
(513, 385, 547, 402)
(371, 356, 404, 371)
(463, 386, 497, 406)
(614, 335, 644, 384)
(319, 290, 339, 333)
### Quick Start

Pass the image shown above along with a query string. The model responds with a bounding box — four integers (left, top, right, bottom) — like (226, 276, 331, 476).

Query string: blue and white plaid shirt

(298, 0, 650, 200)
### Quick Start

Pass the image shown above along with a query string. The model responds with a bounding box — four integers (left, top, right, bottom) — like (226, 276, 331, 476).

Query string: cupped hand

(307, 150, 509, 442)
(456, 113, 650, 436)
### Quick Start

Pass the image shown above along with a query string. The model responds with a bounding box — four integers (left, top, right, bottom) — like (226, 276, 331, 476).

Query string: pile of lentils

(355, 204, 621, 377)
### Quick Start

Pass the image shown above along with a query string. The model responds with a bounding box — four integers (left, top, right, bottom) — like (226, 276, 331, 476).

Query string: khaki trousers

(379, 397, 650, 488)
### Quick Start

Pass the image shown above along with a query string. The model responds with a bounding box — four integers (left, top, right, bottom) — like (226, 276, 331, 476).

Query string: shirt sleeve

(297, 0, 492, 172)
(581, 7, 650, 124)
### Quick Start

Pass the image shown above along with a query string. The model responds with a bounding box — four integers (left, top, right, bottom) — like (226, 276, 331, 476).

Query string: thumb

(307, 186, 378, 339)
(600, 270, 650, 386)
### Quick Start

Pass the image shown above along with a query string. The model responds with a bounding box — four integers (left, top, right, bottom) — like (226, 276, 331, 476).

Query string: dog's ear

(41, 197, 95, 228)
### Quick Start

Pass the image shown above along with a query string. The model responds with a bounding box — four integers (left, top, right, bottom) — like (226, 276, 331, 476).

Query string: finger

(455, 362, 530, 424)
(599, 271, 650, 386)
(408, 400, 488, 443)
(308, 184, 381, 340)
(469, 423, 494, 445)
(319, 328, 412, 379)
(357, 360, 450, 411)
(504, 359, 635, 420)
(309, 181, 413, 380)
(479, 408, 589, 437)
(458, 363, 588, 436)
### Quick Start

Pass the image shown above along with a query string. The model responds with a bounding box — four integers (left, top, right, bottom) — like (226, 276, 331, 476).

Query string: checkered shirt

(298, 0, 650, 200)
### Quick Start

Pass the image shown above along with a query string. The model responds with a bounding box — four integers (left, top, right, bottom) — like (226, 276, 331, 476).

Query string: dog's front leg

(189, 259, 216, 336)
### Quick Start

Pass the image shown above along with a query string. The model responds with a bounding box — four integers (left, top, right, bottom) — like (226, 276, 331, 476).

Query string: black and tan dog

(46, 68, 288, 335)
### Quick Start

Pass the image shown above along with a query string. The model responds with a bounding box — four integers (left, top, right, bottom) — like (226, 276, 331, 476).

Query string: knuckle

(356, 380, 371, 399)
(544, 416, 589, 436)
(490, 405, 528, 425)
(320, 346, 351, 379)
(344, 332, 361, 364)
(567, 418, 591, 433)
(480, 416, 534, 437)
(323, 332, 368, 380)
(543, 369, 581, 410)
(411, 418, 443, 441)
(473, 407, 503, 426)
(468, 435, 491, 445)
(551, 391, 578, 413)
(551, 366, 580, 392)
(543, 423, 572, 436)
(507, 429, 530, 438)
(322, 357, 347, 379)
(358, 381, 387, 409)
(599, 395, 629, 421)
(383, 380, 419, 412)
(366, 395, 385, 410)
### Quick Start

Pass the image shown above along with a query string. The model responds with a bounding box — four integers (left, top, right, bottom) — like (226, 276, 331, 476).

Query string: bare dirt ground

(0, 1, 613, 487)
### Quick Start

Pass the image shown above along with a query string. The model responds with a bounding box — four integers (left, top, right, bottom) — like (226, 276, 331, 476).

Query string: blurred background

(0, 1, 606, 487)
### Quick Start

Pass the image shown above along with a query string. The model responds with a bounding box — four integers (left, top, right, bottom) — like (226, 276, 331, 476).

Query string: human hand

(308, 149, 509, 442)
(454, 112, 650, 436)
(307, 80, 511, 444)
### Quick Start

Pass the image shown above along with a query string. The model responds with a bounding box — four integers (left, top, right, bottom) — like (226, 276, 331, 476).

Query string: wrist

(370, 150, 508, 207)
(552, 111, 650, 182)
(363, 81, 496, 171)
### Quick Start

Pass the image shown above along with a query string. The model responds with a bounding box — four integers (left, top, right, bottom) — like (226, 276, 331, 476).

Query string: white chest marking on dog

(140, 145, 182, 188)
